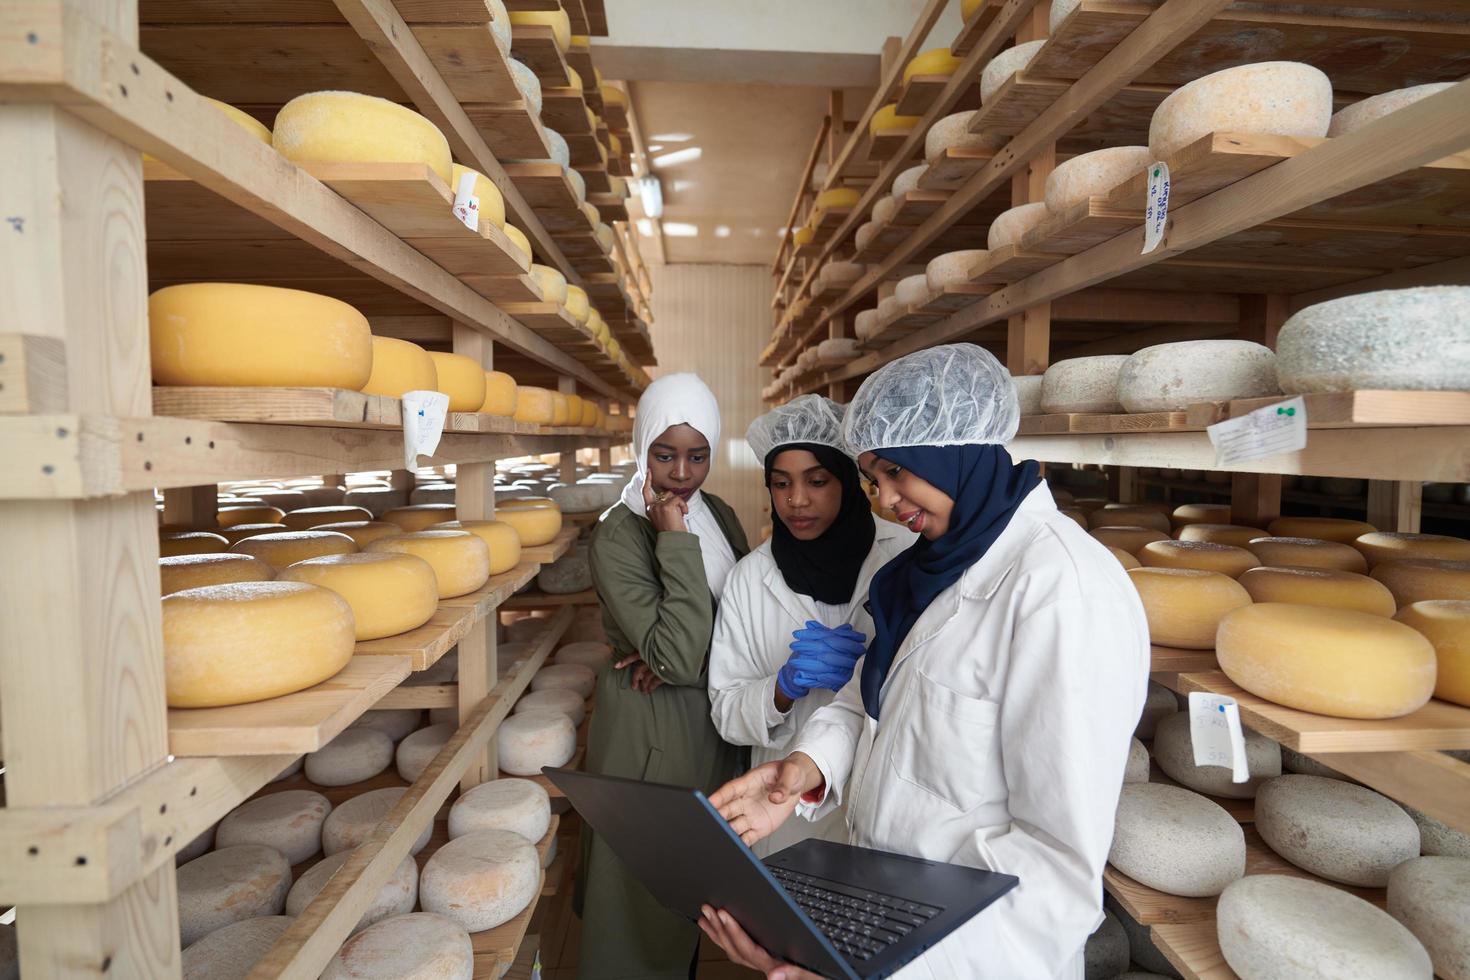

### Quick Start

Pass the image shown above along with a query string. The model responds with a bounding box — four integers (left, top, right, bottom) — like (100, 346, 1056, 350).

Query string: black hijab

(765, 442, 877, 605)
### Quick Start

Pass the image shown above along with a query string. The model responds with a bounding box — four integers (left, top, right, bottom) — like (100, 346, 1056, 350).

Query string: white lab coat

(793, 483, 1150, 979)
(709, 515, 917, 856)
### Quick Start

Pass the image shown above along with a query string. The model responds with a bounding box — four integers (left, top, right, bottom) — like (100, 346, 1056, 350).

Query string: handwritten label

(1206, 396, 1308, 467)
(452, 170, 480, 232)
(401, 390, 449, 469)
(1142, 162, 1170, 254)
(1188, 691, 1250, 783)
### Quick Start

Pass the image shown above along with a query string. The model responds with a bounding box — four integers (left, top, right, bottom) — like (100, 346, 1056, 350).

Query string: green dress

(575, 495, 750, 980)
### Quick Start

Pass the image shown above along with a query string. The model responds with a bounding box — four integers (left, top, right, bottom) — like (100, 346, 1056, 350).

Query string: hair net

(618, 372, 721, 518)
(745, 394, 845, 464)
(842, 343, 1019, 456)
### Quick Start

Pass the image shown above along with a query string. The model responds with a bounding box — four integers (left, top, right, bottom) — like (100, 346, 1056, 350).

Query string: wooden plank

(462, 101, 557, 163)
(1212, 391, 1470, 429)
(503, 588, 597, 608)
(1149, 920, 1235, 980)
(951, 0, 1002, 55)
(970, 72, 1169, 143)
(1017, 411, 1197, 435)
(0, 334, 68, 414)
(540, 87, 594, 138)
(511, 24, 571, 88)
(896, 73, 978, 117)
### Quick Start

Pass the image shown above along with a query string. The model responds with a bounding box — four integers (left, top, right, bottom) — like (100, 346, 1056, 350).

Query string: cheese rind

(1139, 540, 1259, 578)
(181, 915, 291, 980)
(449, 163, 506, 229)
(382, 504, 458, 533)
(509, 9, 571, 50)
(1239, 565, 1396, 617)
(160, 553, 274, 595)
(176, 845, 292, 946)
(282, 506, 374, 531)
(925, 250, 987, 293)
(273, 91, 452, 184)
(1043, 146, 1152, 215)
(315, 521, 405, 548)
(427, 353, 488, 413)
(986, 201, 1049, 250)
(1255, 775, 1420, 886)
(1387, 855, 1470, 980)
(925, 111, 1007, 165)
(1089, 505, 1170, 533)
(362, 337, 437, 398)
(229, 530, 358, 571)
(1394, 600, 1470, 707)
(428, 520, 522, 575)
(529, 264, 568, 306)
(498, 710, 576, 775)
(1373, 559, 1470, 606)
(496, 500, 563, 547)
(903, 47, 962, 83)
(366, 530, 491, 598)
(1127, 567, 1252, 649)
(513, 687, 587, 726)
(395, 723, 454, 783)
(1091, 526, 1170, 554)
(320, 912, 474, 980)
(870, 103, 920, 135)
(514, 386, 556, 425)
(286, 851, 417, 934)
(1118, 340, 1279, 413)
(323, 787, 432, 856)
(421, 829, 541, 932)
(216, 789, 331, 865)
(279, 552, 437, 639)
(980, 39, 1046, 103)
(448, 778, 551, 843)
(1176, 524, 1269, 549)
(1040, 355, 1128, 413)
(217, 504, 287, 527)
(1329, 82, 1456, 137)
(1148, 62, 1333, 159)
(1153, 710, 1280, 799)
(1247, 536, 1368, 573)
(1355, 531, 1470, 568)
(1109, 783, 1246, 898)
(531, 663, 596, 699)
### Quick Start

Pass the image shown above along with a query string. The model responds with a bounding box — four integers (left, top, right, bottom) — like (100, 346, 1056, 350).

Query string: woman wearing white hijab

(576, 372, 750, 980)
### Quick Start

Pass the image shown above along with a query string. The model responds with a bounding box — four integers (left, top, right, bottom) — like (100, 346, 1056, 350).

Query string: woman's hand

(615, 653, 665, 694)
(698, 907, 822, 980)
(643, 480, 689, 533)
(708, 754, 822, 846)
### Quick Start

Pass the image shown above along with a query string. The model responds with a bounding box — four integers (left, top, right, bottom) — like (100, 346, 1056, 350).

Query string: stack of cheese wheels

(449, 163, 505, 228)
(150, 283, 373, 389)
(305, 727, 395, 786)
(273, 91, 452, 183)
(497, 497, 563, 547)
(1374, 559, 1470, 606)
(421, 829, 541, 932)
(382, 503, 457, 533)
(447, 777, 551, 843)
(177, 845, 293, 946)
(164, 582, 355, 707)
(320, 912, 475, 980)
(1109, 783, 1246, 898)
(1247, 536, 1368, 573)
(1176, 524, 1269, 549)
(427, 353, 487, 413)
(1154, 711, 1280, 798)
(1139, 540, 1259, 578)
(181, 916, 292, 979)
(1118, 340, 1280, 413)
(1354, 531, 1470, 568)
(987, 202, 1049, 250)
(323, 788, 433, 855)
(427, 520, 521, 575)
(980, 39, 1046, 103)
(869, 103, 919, 136)
(498, 710, 576, 775)
(1148, 62, 1333, 160)
(287, 851, 417, 934)
(1043, 146, 1151, 215)
(361, 337, 437, 398)
(1091, 526, 1168, 554)
(317, 521, 406, 548)
(1128, 567, 1251, 649)
(1238, 566, 1396, 616)
(230, 529, 358, 571)
(217, 789, 332, 865)
(279, 553, 438, 640)
(1040, 355, 1128, 413)
(367, 530, 490, 598)
(1089, 504, 1170, 533)
(160, 553, 274, 594)
(1266, 516, 1377, 544)
(1255, 774, 1420, 887)
(515, 687, 587, 726)
(514, 386, 556, 424)
(1217, 604, 1436, 718)
(218, 504, 287, 526)
(282, 505, 374, 531)
(481, 370, 519, 416)
(1329, 82, 1456, 137)
(924, 110, 1008, 164)
(1395, 600, 1470, 707)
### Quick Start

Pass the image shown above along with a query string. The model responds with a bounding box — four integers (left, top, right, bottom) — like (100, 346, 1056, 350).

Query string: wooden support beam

(1230, 473, 1282, 529)
(1367, 480, 1422, 533)
(162, 485, 217, 529)
(1238, 293, 1290, 349)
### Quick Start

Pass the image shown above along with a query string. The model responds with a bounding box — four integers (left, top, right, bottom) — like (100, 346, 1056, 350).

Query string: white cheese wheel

(817, 338, 860, 364)
(1013, 375, 1043, 415)
(1356, 531, 1470, 568)
(351, 708, 424, 742)
(1238, 566, 1396, 616)
(877, 294, 902, 323)
(532, 663, 596, 698)
(420, 829, 541, 932)
(980, 39, 1046, 103)
(181, 915, 292, 980)
(343, 487, 409, 517)
(1153, 711, 1280, 799)
(286, 851, 417, 933)
(1396, 600, 1470, 707)
(924, 111, 1008, 165)
(382, 504, 458, 533)
(229, 530, 358, 571)
(854, 221, 878, 250)
(321, 912, 474, 980)
(507, 59, 543, 117)
(305, 728, 394, 787)
(1044, 146, 1151, 215)
(1117, 340, 1280, 413)
(987, 201, 1049, 250)
(448, 777, 551, 842)
(1217, 875, 1431, 980)
(1135, 680, 1177, 739)
(872, 195, 899, 226)
(542, 833, 558, 869)
(1247, 536, 1368, 574)
(1217, 604, 1436, 719)
(1124, 737, 1149, 784)
(1176, 523, 1268, 549)
(1405, 804, 1470, 859)
(1127, 567, 1252, 649)
(1373, 559, 1470, 606)
(217, 789, 330, 865)
(925, 250, 987, 293)
(548, 483, 605, 514)
(1109, 783, 1246, 897)
(395, 723, 454, 783)
(1329, 82, 1456, 137)
(1388, 856, 1470, 980)
(1092, 504, 1170, 533)
(497, 499, 563, 547)
(1040, 355, 1127, 413)
(1256, 774, 1420, 886)
(323, 787, 432, 856)
(280, 553, 438, 640)
(554, 641, 612, 670)
(1091, 526, 1169, 554)
(892, 164, 929, 197)
(1266, 515, 1378, 544)
(274, 91, 452, 184)
(362, 337, 437, 399)
(177, 845, 292, 946)
(894, 274, 935, 310)
(160, 553, 274, 595)
(1277, 287, 1470, 393)
(163, 582, 355, 708)
(282, 505, 375, 531)
(537, 551, 591, 594)
(498, 710, 577, 776)
(513, 687, 587, 726)
(481, 371, 519, 416)
(366, 530, 490, 598)
(1148, 62, 1332, 160)
(150, 283, 373, 389)
(1139, 540, 1259, 578)
(1084, 912, 1131, 980)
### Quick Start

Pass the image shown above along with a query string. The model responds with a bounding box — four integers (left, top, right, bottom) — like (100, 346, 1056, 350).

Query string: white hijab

(617, 373, 737, 596)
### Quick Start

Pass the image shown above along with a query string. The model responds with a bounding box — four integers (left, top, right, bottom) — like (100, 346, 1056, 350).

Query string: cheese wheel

(177, 845, 292, 946)
(1217, 603, 1437, 719)
(792, 225, 815, 246)
(471, 372, 516, 418)
(554, 641, 612, 670)
(1405, 804, 1470, 860)
(382, 504, 457, 533)
(496, 502, 563, 547)
(323, 787, 432, 856)
(924, 110, 1007, 165)
(426, 352, 487, 413)
(1089, 505, 1170, 533)
(1238, 566, 1396, 617)
(315, 521, 405, 548)
(343, 487, 409, 517)
(1118, 340, 1280, 413)
(1139, 540, 1259, 577)
(548, 483, 604, 514)
(892, 274, 934, 311)
(351, 708, 423, 742)
(163, 582, 355, 707)
(421, 829, 540, 932)
(1127, 567, 1252, 649)
(279, 553, 437, 640)
(1373, 559, 1470, 605)
(498, 710, 576, 775)
(274, 91, 452, 184)
(564, 284, 591, 324)
(980, 39, 1046, 103)
(205, 98, 272, 144)
(1176, 523, 1269, 549)
(549, 392, 572, 427)
(987, 201, 1049, 250)
(181, 915, 291, 980)
(1091, 526, 1169, 554)
(427, 520, 521, 575)
(160, 553, 275, 594)
(1395, 600, 1470, 707)
(1136, 680, 1177, 739)
(217, 504, 287, 527)
(1153, 710, 1280, 799)
(1256, 774, 1420, 886)
(1148, 62, 1332, 160)
(1013, 375, 1043, 415)
(409, 485, 455, 506)
(1246, 536, 1368, 573)
(1040, 355, 1127, 413)
(503, 223, 531, 262)
(362, 337, 437, 398)
(296, 484, 346, 508)
(531, 663, 596, 699)
(924, 250, 986, 294)
(1355, 531, 1470, 568)
(287, 851, 417, 933)
(528, 264, 568, 306)
(903, 47, 963, 83)
(1107, 546, 1141, 571)
(229, 530, 358, 571)
(367, 530, 490, 598)
(217, 789, 331, 864)
(509, 9, 570, 51)
(395, 723, 454, 783)
(815, 188, 860, 210)
(1043, 146, 1152, 215)
(514, 386, 556, 424)
(321, 912, 474, 980)
(870, 103, 920, 136)
(1124, 737, 1149, 784)
(1387, 855, 1470, 980)
(448, 778, 551, 843)
(509, 60, 543, 117)
(1329, 82, 1456, 137)
(962, 0, 986, 18)
(877, 293, 902, 322)
(892, 164, 929, 197)
(854, 222, 877, 250)
(1109, 783, 1246, 898)
(281, 506, 374, 531)
(580, 398, 599, 427)
(514, 687, 586, 726)
(449, 163, 505, 229)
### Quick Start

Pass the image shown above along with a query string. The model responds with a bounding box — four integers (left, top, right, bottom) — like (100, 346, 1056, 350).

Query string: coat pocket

(889, 670, 1002, 812)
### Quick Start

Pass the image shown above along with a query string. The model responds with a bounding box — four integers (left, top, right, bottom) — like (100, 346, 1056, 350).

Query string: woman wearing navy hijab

(702, 344, 1150, 979)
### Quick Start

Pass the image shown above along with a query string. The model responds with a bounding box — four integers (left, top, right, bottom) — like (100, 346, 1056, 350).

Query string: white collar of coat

(754, 514, 910, 621)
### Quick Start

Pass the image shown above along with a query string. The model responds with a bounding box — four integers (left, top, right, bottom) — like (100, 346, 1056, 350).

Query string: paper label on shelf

(1188, 691, 1250, 783)
(452, 171, 480, 232)
(1142, 161, 1170, 254)
(1206, 395, 1308, 466)
(401, 390, 450, 469)
(532, 951, 543, 979)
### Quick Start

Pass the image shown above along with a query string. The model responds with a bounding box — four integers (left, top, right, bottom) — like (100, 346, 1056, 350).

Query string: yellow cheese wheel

(161, 531, 231, 557)
(1176, 524, 1269, 549)
(366, 530, 491, 598)
(1108, 546, 1141, 570)
(218, 504, 287, 527)
(1217, 603, 1436, 719)
(550, 392, 572, 426)
(160, 553, 274, 595)
(1246, 536, 1368, 574)
(1394, 600, 1470, 707)
(279, 553, 438, 640)
(567, 65, 583, 91)
(1266, 516, 1377, 544)
(579, 399, 598, 427)
(509, 9, 571, 51)
(273, 91, 452, 185)
(428, 352, 488, 412)
(314, 521, 406, 548)
(595, 222, 616, 254)
(600, 82, 626, 107)
(449, 163, 506, 229)
(1238, 566, 1396, 617)
(1139, 540, 1260, 578)
(1354, 531, 1470, 568)
(281, 506, 374, 531)
(382, 503, 458, 532)
(229, 530, 358, 571)
(217, 523, 289, 545)
(815, 188, 861, 210)
(1074, 498, 1109, 514)
(163, 582, 356, 708)
(207, 98, 271, 143)
(871, 103, 921, 136)
(496, 499, 563, 547)
(962, 0, 987, 19)
(481, 371, 519, 416)
(1088, 505, 1171, 533)
(1371, 558, 1470, 606)
(564, 285, 591, 324)
(362, 337, 437, 398)
(588, 310, 610, 343)
(1091, 526, 1169, 554)
(429, 520, 522, 576)
(529, 264, 569, 306)
(564, 393, 585, 427)
(581, 201, 601, 227)
(1172, 503, 1233, 529)
(150, 284, 372, 389)
(503, 224, 532, 262)
(609, 132, 624, 157)
(903, 47, 963, 83)
(514, 387, 556, 424)
(793, 225, 815, 246)
(1128, 567, 1252, 649)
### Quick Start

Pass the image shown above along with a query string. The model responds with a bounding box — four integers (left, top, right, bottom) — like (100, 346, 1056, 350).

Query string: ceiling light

(652, 147, 702, 169)
(637, 177, 664, 219)
(650, 132, 693, 143)
(670, 179, 696, 193)
(647, 144, 663, 152)
(636, 218, 654, 237)
(714, 225, 731, 238)
(663, 222, 699, 237)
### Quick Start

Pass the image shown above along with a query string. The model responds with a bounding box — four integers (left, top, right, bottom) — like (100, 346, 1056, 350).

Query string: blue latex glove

(776, 622, 868, 700)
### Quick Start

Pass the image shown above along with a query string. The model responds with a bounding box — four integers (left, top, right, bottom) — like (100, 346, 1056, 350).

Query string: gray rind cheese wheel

(1040, 355, 1129, 414)
(505, 616, 550, 644)
(321, 912, 475, 980)
(514, 687, 587, 726)
(1148, 61, 1333, 160)
(1118, 340, 1280, 413)
(306, 728, 394, 787)
(181, 915, 292, 980)
(498, 710, 577, 776)
(508, 60, 544, 118)
(176, 823, 216, 865)
(925, 250, 987, 293)
(1124, 736, 1150, 784)
(1152, 711, 1281, 799)
(1109, 783, 1245, 897)
(854, 221, 878, 251)
(286, 850, 418, 933)
(1106, 896, 1183, 979)
(1043, 145, 1152, 215)
(1085, 910, 1130, 980)
(548, 483, 605, 514)
(270, 755, 304, 783)
(420, 829, 541, 932)
(553, 641, 611, 669)
(323, 787, 434, 856)
(537, 552, 592, 594)
(216, 789, 331, 865)
(1255, 774, 1420, 886)
(448, 777, 552, 843)
(1135, 681, 1177, 739)
(892, 163, 928, 197)
(531, 663, 596, 698)
(924, 111, 1007, 164)
(986, 202, 1048, 250)
(176, 844, 292, 946)
(350, 708, 425, 742)
(1387, 856, 1470, 980)
(1404, 803, 1470, 858)
(872, 196, 899, 226)
(1216, 875, 1432, 980)
(894, 274, 935, 310)
(980, 39, 1046, 103)
(1280, 746, 1351, 782)
(395, 723, 454, 783)
(1013, 375, 1043, 416)
(1329, 82, 1456, 137)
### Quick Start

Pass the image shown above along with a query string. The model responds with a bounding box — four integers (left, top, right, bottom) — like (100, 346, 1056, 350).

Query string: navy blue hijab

(861, 444, 1040, 719)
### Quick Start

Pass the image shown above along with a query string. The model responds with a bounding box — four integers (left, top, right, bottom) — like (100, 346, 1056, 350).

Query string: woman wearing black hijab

(708, 395, 916, 856)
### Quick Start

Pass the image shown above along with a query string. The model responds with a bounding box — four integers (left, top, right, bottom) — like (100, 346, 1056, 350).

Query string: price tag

(451, 170, 480, 232)
(1142, 161, 1170, 254)
(401, 390, 449, 470)
(1206, 395, 1308, 467)
(1188, 691, 1250, 783)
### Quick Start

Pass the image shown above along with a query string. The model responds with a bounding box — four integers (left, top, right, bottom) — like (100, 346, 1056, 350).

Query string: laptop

(544, 767, 1018, 980)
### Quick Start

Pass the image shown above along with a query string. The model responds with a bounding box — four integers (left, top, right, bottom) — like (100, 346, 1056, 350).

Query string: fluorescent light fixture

(637, 177, 664, 218)
(663, 222, 699, 237)
(647, 144, 664, 152)
(714, 225, 731, 238)
(652, 147, 702, 169)
(636, 218, 654, 237)
(650, 132, 693, 143)
(670, 179, 696, 193)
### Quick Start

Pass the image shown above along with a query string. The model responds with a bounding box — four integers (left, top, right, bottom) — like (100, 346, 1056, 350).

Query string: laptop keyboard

(767, 866, 944, 963)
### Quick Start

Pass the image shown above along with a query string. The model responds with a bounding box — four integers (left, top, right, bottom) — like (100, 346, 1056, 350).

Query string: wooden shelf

(1017, 410, 1197, 436)
(1185, 390, 1470, 430)
(510, 24, 572, 88)
(951, 0, 1003, 56)
(462, 102, 558, 163)
(868, 127, 915, 162)
(503, 588, 597, 608)
(502, 745, 585, 797)
(1150, 646, 1219, 676)
(896, 73, 973, 117)
(357, 563, 541, 670)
